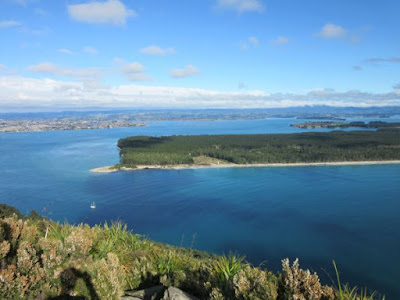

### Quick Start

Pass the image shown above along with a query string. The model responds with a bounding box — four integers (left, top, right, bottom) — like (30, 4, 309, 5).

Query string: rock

(122, 286, 198, 300)
(124, 285, 166, 300)
(162, 287, 199, 300)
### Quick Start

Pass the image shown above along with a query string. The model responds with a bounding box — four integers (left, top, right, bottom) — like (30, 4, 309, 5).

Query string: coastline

(90, 160, 400, 173)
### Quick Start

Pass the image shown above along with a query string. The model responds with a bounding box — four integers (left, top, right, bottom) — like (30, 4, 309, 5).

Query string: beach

(90, 160, 400, 173)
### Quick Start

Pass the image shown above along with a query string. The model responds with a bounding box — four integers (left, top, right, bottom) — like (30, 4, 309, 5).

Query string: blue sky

(0, 0, 399, 110)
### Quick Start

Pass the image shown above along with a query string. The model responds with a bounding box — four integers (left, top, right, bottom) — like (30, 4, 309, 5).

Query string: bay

(0, 118, 399, 298)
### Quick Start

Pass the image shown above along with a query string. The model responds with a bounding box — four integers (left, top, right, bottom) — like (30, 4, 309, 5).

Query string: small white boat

(90, 202, 96, 209)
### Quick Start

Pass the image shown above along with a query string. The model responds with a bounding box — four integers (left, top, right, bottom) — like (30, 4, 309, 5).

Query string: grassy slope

(117, 130, 400, 166)
(0, 204, 382, 300)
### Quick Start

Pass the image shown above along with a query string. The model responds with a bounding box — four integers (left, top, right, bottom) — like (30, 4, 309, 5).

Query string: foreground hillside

(117, 130, 400, 167)
(0, 204, 382, 300)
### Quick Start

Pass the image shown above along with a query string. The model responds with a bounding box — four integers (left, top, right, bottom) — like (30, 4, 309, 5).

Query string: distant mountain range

(1, 106, 400, 121)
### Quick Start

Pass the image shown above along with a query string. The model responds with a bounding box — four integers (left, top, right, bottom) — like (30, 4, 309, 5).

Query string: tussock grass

(0, 204, 383, 300)
(47, 221, 72, 243)
(333, 261, 385, 300)
(214, 252, 246, 284)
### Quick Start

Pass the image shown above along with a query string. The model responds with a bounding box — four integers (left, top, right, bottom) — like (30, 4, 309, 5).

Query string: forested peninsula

(92, 130, 400, 172)
(291, 121, 400, 129)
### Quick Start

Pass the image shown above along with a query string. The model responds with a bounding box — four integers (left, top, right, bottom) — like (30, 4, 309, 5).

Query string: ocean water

(1, 118, 399, 298)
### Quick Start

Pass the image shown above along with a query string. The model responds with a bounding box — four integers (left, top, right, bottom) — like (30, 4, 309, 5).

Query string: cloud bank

(0, 76, 399, 110)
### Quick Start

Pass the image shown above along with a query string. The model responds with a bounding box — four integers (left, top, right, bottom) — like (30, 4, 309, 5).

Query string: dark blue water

(1, 118, 399, 298)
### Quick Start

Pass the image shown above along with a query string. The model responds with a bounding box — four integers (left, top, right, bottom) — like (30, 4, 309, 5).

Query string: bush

(0, 206, 383, 300)
(278, 258, 334, 300)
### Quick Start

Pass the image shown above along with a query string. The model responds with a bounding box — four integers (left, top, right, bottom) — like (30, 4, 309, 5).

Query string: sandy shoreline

(90, 160, 400, 173)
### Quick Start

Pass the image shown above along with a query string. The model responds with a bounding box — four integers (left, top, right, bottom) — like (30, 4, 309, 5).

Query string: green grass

(0, 204, 384, 300)
(48, 222, 72, 243)
(333, 260, 384, 300)
(154, 250, 180, 276)
(214, 252, 246, 284)
(92, 221, 140, 259)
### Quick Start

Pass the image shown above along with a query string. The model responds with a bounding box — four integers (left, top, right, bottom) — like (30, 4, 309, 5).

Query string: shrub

(233, 265, 278, 300)
(87, 253, 125, 300)
(278, 258, 334, 300)
(0, 207, 384, 300)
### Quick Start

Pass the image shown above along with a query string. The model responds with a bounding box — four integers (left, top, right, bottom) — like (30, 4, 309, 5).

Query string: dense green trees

(117, 130, 400, 166)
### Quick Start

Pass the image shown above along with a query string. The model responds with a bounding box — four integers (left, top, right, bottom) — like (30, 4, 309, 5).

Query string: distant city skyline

(0, 0, 399, 110)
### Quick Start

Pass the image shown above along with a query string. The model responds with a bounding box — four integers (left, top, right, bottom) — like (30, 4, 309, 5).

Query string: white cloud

(30, 27, 51, 35)
(113, 57, 124, 64)
(83, 46, 98, 55)
(27, 62, 58, 73)
(1, 76, 400, 109)
(34, 8, 48, 16)
(271, 36, 289, 45)
(0, 20, 21, 28)
(316, 24, 347, 39)
(216, 0, 265, 13)
(238, 82, 246, 89)
(17, 26, 51, 35)
(364, 57, 400, 64)
(0, 64, 16, 75)
(170, 65, 200, 78)
(248, 36, 259, 46)
(126, 74, 153, 81)
(58, 47, 99, 55)
(9, 0, 31, 5)
(241, 37, 260, 50)
(139, 46, 176, 56)
(240, 42, 249, 51)
(67, 0, 136, 26)
(26, 62, 102, 79)
(119, 62, 153, 82)
(58, 48, 74, 55)
(121, 62, 145, 74)
(354, 56, 400, 70)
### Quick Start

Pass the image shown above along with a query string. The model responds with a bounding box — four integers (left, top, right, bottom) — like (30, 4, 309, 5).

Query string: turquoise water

(1, 118, 399, 298)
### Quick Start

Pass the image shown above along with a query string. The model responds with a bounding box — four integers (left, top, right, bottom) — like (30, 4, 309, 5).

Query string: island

(291, 120, 400, 129)
(92, 130, 400, 172)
